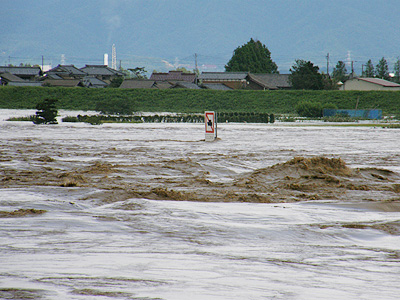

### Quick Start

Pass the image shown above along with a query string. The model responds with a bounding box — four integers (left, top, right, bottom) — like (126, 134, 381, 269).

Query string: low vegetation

(60, 112, 275, 124)
(0, 87, 399, 116)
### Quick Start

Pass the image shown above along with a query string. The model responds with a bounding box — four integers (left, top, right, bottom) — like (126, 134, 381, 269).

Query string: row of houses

(0, 65, 291, 90)
(0, 65, 124, 88)
(120, 71, 292, 90)
(1, 65, 400, 91)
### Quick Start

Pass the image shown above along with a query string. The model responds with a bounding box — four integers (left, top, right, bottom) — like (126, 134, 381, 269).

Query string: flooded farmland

(1, 110, 400, 299)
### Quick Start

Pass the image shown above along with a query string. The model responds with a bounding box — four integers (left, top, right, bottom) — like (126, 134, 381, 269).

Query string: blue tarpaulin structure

(323, 109, 382, 120)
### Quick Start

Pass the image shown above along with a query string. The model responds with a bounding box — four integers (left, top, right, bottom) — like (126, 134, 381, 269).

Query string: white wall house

(341, 77, 400, 91)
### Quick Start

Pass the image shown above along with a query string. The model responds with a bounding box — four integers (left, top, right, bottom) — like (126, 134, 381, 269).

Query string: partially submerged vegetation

(60, 112, 276, 124)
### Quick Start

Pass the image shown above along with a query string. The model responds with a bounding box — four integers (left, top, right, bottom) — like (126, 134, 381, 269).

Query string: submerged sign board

(205, 111, 217, 142)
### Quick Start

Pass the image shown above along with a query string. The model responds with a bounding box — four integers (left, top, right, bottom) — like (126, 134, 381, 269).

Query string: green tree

(332, 61, 347, 83)
(363, 59, 375, 77)
(393, 58, 400, 83)
(289, 59, 324, 90)
(225, 38, 278, 73)
(33, 99, 58, 124)
(108, 77, 124, 88)
(295, 101, 323, 118)
(375, 57, 389, 80)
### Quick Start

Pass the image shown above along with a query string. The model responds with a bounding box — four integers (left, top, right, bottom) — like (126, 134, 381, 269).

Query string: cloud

(162, 60, 174, 68)
(101, 0, 124, 45)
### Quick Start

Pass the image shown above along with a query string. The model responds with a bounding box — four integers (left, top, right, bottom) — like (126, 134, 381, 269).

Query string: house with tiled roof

(198, 72, 248, 89)
(150, 71, 197, 83)
(81, 76, 108, 88)
(198, 72, 292, 90)
(42, 79, 84, 87)
(119, 79, 174, 89)
(201, 83, 233, 90)
(45, 65, 87, 79)
(340, 77, 400, 91)
(120, 79, 158, 89)
(0, 72, 25, 85)
(171, 81, 202, 89)
(247, 74, 291, 90)
(80, 65, 124, 82)
(0, 66, 42, 81)
(45, 65, 87, 80)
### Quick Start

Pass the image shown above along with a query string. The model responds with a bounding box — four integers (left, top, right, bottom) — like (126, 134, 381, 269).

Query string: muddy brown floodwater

(1, 109, 400, 299)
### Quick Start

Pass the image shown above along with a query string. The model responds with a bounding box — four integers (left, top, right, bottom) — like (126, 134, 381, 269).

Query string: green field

(1, 86, 399, 116)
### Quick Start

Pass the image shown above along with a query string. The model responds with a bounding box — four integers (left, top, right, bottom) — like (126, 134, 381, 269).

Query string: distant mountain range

(2, 0, 400, 74)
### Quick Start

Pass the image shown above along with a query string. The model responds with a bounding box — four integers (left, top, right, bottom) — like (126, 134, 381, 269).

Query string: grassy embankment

(0, 86, 399, 116)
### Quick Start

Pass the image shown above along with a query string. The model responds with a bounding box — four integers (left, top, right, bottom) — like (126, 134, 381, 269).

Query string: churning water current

(1, 110, 400, 299)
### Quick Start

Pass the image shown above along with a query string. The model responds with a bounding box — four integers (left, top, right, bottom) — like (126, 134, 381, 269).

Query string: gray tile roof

(155, 82, 173, 89)
(82, 76, 108, 88)
(172, 82, 202, 89)
(0, 72, 25, 82)
(0, 66, 42, 76)
(199, 72, 248, 81)
(202, 83, 232, 90)
(43, 79, 83, 87)
(46, 65, 86, 76)
(8, 81, 43, 87)
(248, 73, 291, 89)
(119, 79, 157, 89)
(81, 65, 124, 76)
(45, 73, 63, 80)
(150, 71, 196, 83)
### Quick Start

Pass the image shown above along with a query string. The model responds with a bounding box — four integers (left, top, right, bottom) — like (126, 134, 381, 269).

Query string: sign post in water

(205, 111, 217, 142)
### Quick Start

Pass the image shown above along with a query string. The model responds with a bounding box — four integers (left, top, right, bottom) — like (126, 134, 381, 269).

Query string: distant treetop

(225, 38, 279, 74)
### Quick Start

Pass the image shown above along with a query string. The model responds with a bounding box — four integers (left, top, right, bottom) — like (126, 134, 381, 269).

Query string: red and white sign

(205, 111, 215, 133)
(205, 111, 216, 142)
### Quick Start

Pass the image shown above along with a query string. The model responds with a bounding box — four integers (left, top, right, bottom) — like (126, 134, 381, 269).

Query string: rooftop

(198, 72, 248, 81)
(357, 77, 400, 87)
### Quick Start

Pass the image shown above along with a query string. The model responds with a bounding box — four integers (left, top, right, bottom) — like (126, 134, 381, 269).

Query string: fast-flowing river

(1, 110, 400, 299)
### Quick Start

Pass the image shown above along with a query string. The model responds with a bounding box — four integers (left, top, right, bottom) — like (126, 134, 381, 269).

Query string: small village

(1, 63, 400, 91)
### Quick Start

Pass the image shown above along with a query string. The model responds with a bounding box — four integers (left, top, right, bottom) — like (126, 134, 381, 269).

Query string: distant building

(119, 79, 173, 89)
(198, 72, 292, 90)
(198, 72, 249, 89)
(247, 73, 291, 90)
(150, 71, 197, 83)
(42, 79, 84, 87)
(80, 65, 124, 82)
(81, 76, 108, 88)
(120, 79, 158, 89)
(340, 77, 400, 91)
(171, 82, 202, 89)
(0, 66, 42, 81)
(45, 65, 87, 80)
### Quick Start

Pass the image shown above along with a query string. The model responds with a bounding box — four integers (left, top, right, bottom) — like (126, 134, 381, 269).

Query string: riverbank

(1, 86, 400, 115)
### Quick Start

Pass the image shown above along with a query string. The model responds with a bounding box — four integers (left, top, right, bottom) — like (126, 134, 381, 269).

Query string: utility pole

(326, 53, 330, 77)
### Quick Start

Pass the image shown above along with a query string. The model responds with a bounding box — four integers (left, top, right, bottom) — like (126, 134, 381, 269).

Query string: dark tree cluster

(33, 98, 58, 124)
(289, 60, 324, 90)
(225, 38, 278, 74)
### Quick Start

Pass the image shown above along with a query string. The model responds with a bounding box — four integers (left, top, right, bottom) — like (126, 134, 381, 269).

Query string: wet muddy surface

(1, 110, 400, 299)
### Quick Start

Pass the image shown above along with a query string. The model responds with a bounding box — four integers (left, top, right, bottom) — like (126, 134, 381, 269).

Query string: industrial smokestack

(104, 54, 109, 66)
